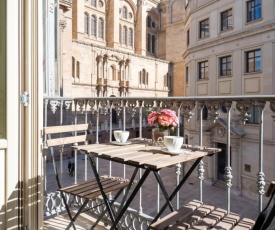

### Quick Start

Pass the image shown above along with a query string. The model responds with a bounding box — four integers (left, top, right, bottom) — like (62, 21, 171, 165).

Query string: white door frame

(3, 0, 44, 229)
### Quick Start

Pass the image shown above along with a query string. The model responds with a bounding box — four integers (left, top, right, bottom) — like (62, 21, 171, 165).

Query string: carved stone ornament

(217, 126, 226, 137)
(59, 20, 67, 32)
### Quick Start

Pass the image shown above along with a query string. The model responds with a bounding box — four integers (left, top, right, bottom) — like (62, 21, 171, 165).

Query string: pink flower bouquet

(147, 109, 178, 130)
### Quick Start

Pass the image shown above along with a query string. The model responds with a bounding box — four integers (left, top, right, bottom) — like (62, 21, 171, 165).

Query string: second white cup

(164, 136, 184, 152)
(114, 130, 129, 143)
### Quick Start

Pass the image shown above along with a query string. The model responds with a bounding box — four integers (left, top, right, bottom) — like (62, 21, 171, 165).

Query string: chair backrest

(44, 123, 92, 148)
(253, 180, 275, 230)
(43, 123, 93, 189)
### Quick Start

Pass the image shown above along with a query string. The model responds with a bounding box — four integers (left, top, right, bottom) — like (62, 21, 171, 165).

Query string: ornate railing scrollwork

(236, 101, 253, 124)
(181, 101, 195, 122)
(205, 101, 222, 122)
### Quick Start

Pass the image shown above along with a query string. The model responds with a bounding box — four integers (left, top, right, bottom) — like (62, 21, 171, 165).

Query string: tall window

(221, 9, 233, 31)
(122, 26, 127, 45)
(198, 61, 208, 79)
(98, 18, 104, 38)
(147, 16, 151, 28)
(122, 6, 127, 19)
(91, 15, 96, 36)
(187, 29, 190, 45)
(247, 0, 262, 22)
(247, 105, 259, 124)
(72, 57, 75, 79)
(111, 66, 116, 80)
(186, 66, 189, 83)
(152, 35, 155, 54)
(147, 34, 151, 51)
(164, 74, 168, 87)
(246, 49, 261, 72)
(199, 19, 209, 38)
(76, 61, 80, 79)
(128, 28, 133, 47)
(91, 0, 96, 7)
(220, 56, 232, 76)
(84, 13, 89, 34)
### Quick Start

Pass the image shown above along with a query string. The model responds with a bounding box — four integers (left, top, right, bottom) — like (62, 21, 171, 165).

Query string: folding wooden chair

(44, 124, 132, 230)
(150, 180, 275, 230)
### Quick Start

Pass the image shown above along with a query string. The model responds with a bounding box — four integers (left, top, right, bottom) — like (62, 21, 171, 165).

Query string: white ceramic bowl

(113, 130, 129, 143)
(164, 136, 184, 152)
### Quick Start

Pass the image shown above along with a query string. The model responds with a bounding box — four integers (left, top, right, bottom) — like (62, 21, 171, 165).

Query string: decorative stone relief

(217, 126, 225, 137)
(59, 20, 67, 32)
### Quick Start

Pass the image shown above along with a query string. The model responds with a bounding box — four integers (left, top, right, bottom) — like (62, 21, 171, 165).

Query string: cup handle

(157, 137, 163, 145)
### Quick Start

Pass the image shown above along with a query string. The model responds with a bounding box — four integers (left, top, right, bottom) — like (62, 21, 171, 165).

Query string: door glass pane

(0, 0, 6, 138)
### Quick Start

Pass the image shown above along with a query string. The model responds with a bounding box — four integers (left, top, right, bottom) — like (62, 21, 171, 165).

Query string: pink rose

(158, 114, 173, 126)
(147, 111, 159, 125)
(159, 109, 178, 126)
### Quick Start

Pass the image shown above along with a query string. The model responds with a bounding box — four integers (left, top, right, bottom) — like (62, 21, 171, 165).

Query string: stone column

(135, 0, 147, 55)
(106, 0, 120, 48)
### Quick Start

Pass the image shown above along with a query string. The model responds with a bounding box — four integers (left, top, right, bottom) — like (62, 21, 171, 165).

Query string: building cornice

(182, 20, 275, 59)
(73, 39, 171, 64)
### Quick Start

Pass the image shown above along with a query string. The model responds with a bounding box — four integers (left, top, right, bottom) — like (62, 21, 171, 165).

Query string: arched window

(128, 28, 133, 47)
(142, 69, 146, 84)
(119, 24, 122, 43)
(164, 75, 168, 87)
(84, 13, 89, 34)
(111, 66, 116, 80)
(76, 61, 80, 79)
(91, 0, 96, 7)
(98, 18, 104, 38)
(122, 6, 127, 19)
(72, 57, 75, 80)
(122, 26, 127, 45)
(147, 16, 151, 27)
(152, 35, 155, 54)
(147, 34, 151, 51)
(91, 15, 96, 36)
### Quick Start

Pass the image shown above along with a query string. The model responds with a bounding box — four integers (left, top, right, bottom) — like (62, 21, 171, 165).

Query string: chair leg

(91, 188, 124, 229)
(59, 191, 77, 230)
(66, 199, 90, 230)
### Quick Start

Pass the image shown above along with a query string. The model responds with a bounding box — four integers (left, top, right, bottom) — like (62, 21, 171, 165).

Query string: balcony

(43, 96, 275, 229)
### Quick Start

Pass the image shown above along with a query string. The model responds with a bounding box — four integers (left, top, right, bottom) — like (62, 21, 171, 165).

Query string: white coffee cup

(114, 130, 129, 143)
(164, 136, 184, 152)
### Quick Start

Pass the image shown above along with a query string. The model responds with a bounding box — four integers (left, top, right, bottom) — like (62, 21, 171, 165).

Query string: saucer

(160, 148, 190, 155)
(110, 141, 132, 146)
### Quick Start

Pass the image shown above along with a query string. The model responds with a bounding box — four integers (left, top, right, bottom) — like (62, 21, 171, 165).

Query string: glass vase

(152, 128, 169, 146)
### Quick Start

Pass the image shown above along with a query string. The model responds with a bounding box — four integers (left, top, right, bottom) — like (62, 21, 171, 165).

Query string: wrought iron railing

(43, 96, 275, 229)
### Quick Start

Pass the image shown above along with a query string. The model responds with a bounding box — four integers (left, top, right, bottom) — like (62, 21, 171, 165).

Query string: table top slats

(144, 151, 209, 169)
(128, 153, 172, 165)
(74, 140, 221, 169)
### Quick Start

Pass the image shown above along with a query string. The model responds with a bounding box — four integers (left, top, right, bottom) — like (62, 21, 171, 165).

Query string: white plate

(161, 148, 191, 155)
(110, 141, 132, 146)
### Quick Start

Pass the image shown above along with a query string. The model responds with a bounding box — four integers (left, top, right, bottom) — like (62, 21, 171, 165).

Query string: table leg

(110, 168, 151, 230)
(88, 155, 117, 226)
(149, 157, 203, 226)
(116, 167, 139, 215)
(153, 171, 174, 212)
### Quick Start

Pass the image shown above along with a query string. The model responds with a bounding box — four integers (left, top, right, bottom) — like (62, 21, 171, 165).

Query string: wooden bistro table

(73, 138, 221, 230)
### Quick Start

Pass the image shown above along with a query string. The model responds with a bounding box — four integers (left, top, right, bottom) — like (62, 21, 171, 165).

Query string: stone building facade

(59, 0, 172, 98)
(177, 0, 275, 199)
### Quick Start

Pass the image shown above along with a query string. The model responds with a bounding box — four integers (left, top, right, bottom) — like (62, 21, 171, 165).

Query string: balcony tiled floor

(44, 151, 275, 229)
(44, 210, 107, 229)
